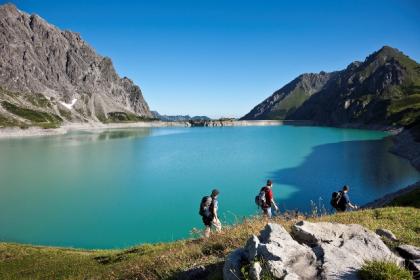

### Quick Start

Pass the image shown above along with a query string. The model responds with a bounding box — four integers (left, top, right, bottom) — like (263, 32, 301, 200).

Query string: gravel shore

(0, 120, 286, 138)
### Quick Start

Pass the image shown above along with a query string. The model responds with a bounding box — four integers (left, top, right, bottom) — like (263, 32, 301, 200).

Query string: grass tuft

(359, 261, 412, 280)
(1, 101, 62, 128)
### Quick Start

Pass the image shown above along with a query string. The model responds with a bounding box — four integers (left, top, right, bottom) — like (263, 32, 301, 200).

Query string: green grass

(262, 88, 309, 120)
(388, 188, 420, 208)
(0, 113, 28, 129)
(105, 111, 157, 123)
(1, 101, 62, 128)
(57, 105, 73, 121)
(0, 206, 418, 279)
(388, 95, 420, 114)
(24, 93, 52, 109)
(270, 88, 308, 119)
(241, 260, 273, 280)
(359, 261, 413, 280)
(316, 207, 420, 247)
(386, 94, 420, 126)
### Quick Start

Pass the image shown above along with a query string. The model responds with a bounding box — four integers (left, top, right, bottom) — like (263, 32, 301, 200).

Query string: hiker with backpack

(330, 185, 358, 212)
(199, 189, 222, 237)
(255, 180, 279, 218)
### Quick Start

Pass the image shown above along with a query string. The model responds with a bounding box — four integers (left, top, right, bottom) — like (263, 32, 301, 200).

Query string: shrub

(1, 101, 62, 126)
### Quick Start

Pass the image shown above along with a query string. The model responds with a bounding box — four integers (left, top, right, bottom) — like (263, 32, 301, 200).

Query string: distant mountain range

(242, 46, 420, 128)
(0, 4, 152, 128)
(151, 111, 211, 122)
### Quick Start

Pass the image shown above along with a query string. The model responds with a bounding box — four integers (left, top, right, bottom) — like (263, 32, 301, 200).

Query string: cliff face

(0, 4, 152, 127)
(242, 46, 420, 128)
(242, 71, 333, 120)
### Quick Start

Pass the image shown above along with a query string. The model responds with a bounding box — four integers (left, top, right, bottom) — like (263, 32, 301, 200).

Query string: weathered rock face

(223, 248, 246, 280)
(292, 221, 403, 280)
(375, 228, 398, 242)
(242, 46, 420, 128)
(0, 3, 151, 125)
(361, 181, 420, 208)
(241, 72, 333, 120)
(396, 244, 420, 277)
(258, 223, 318, 279)
(390, 126, 420, 171)
(224, 222, 403, 280)
(396, 244, 420, 260)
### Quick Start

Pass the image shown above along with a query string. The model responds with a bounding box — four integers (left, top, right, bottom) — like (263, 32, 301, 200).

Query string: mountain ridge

(242, 46, 420, 128)
(0, 3, 152, 128)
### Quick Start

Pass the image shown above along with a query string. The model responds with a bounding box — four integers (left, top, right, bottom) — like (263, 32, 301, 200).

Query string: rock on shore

(390, 126, 420, 171)
(224, 221, 403, 280)
(362, 181, 420, 208)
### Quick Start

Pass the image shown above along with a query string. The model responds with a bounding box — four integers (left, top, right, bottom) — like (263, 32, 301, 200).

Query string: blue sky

(5, 0, 420, 118)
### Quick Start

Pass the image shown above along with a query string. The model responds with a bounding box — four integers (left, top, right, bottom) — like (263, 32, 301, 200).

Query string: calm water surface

(0, 125, 418, 248)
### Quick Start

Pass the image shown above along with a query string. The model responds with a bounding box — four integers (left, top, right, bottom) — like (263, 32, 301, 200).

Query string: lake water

(0, 125, 419, 249)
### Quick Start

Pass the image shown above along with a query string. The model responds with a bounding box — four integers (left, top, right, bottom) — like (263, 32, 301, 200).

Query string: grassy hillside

(242, 46, 420, 127)
(0, 87, 157, 128)
(0, 205, 418, 280)
(0, 88, 62, 129)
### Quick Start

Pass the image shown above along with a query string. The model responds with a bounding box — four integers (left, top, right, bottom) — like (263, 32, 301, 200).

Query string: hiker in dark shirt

(199, 189, 222, 237)
(337, 185, 358, 212)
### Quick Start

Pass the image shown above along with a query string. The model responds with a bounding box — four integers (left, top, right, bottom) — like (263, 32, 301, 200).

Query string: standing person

(199, 189, 222, 237)
(336, 185, 358, 212)
(256, 180, 279, 218)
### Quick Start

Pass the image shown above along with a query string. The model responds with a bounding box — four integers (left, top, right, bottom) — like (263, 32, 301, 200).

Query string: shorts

(263, 207, 272, 218)
(202, 215, 214, 226)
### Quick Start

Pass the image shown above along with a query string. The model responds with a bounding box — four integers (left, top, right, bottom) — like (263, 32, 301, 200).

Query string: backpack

(199, 196, 213, 217)
(255, 187, 267, 208)
(330, 191, 343, 209)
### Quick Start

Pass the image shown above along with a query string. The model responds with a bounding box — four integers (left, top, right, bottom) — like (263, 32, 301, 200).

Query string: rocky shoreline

(0, 121, 187, 138)
(0, 119, 403, 139)
(389, 127, 420, 171)
(362, 181, 420, 209)
(0, 120, 289, 138)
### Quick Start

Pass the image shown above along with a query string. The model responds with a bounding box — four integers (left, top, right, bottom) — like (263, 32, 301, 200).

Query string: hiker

(331, 185, 358, 212)
(199, 189, 222, 237)
(255, 180, 279, 218)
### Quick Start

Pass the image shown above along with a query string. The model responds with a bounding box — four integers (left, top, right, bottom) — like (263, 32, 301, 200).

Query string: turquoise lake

(0, 125, 419, 249)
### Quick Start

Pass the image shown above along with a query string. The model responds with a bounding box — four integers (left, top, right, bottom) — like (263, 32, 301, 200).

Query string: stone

(176, 265, 206, 280)
(245, 235, 260, 262)
(224, 221, 406, 280)
(223, 248, 246, 280)
(257, 223, 318, 279)
(396, 244, 420, 260)
(249, 261, 262, 280)
(408, 259, 420, 276)
(175, 263, 221, 280)
(283, 273, 301, 280)
(292, 221, 404, 280)
(375, 228, 398, 242)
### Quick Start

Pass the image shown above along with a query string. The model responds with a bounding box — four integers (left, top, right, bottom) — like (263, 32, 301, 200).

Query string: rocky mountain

(242, 46, 420, 128)
(241, 71, 334, 120)
(0, 3, 152, 128)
